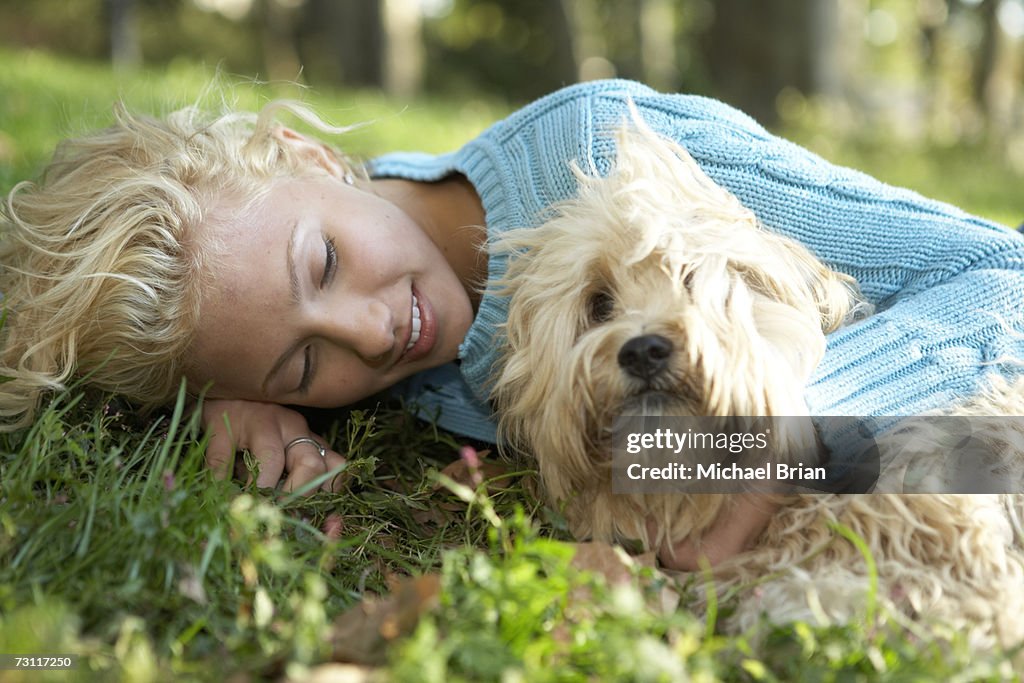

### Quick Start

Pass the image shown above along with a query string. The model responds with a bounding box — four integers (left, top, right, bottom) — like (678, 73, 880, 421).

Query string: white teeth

(405, 294, 422, 352)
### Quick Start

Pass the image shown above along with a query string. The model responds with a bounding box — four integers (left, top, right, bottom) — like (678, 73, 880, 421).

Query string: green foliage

(390, 505, 714, 683)
(0, 385, 334, 679)
(386, 483, 1021, 682)
(2, 384, 1020, 682)
(0, 378, 535, 680)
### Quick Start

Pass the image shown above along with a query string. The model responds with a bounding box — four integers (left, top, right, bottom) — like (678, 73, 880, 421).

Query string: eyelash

(297, 237, 337, 394)
(320, 236, 337, 288)
(297, 345, 314, 395)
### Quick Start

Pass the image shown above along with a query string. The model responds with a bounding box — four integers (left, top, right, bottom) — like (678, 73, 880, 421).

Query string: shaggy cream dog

(490, 114, 1024, 651)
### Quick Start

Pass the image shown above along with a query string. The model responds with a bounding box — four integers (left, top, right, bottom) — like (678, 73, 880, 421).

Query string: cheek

(309, 354, 380, 406)
(342, 226, 408, 278)
(190, 298, 289, 399)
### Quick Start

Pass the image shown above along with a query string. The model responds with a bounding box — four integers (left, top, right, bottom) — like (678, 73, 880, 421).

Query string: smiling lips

(405, 293, 422, 353)
(396, 286, 439, 365)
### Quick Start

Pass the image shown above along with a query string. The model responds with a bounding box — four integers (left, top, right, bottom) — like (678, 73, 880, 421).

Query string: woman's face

(188, 174, 475, 407)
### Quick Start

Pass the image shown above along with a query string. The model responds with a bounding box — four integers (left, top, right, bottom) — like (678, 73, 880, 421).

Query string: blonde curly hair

(0, 98, 358, 430)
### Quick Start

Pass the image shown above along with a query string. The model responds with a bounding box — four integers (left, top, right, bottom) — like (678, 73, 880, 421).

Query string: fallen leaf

(329, 574, 441, 665)
(571, 542, 642, 584)
(410, 497, 470, 528)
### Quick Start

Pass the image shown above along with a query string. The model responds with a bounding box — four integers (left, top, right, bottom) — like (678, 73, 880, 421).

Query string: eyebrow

(260, 220, 302, 396)
(287, 219, 302, 305)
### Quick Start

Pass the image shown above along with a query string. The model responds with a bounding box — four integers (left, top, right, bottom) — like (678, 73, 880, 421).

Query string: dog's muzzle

(617, 334, 674, 380)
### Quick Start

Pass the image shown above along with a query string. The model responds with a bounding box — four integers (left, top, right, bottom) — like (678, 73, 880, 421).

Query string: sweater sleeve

(609, 88, 1020, 307)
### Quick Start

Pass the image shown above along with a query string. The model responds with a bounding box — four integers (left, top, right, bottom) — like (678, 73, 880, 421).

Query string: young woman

(4, 79, 1024, 569)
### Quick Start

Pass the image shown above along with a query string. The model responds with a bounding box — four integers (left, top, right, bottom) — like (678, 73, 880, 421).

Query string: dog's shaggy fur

(490, 115, 1024, 651)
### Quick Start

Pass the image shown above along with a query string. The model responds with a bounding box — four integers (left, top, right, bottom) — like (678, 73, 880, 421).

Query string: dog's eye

(589, 291, 614, 323)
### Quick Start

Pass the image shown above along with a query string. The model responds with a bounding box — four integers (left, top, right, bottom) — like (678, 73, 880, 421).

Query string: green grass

(2, 48, 1023, 681)
(1, 389, 1017, 681)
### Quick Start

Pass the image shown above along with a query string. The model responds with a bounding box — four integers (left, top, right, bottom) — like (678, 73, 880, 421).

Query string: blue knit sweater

(372, 80, 1024, 452)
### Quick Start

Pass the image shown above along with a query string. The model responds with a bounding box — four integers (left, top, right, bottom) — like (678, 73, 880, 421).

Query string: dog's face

(491, 119, 860, 544)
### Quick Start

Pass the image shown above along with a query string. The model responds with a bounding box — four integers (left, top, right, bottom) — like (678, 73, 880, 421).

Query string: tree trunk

(329, 0, 385, 87)
(972, 0, 999, 121)
(700, 0, 840, 124)
(639, 0, 677, 90)
(566, 0, 612, 81)
(256, 0, 303, 83)
(382, 0, 423, 98)
(541, 0, 578, 86)
(106, 0, 140, 70)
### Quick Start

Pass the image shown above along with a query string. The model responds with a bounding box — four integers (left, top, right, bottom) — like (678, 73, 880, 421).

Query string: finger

(282, 438, 330, 496)
(204, 420, 236, 480)
(247, 434, 287, 489)
(319, 447, 348, 493)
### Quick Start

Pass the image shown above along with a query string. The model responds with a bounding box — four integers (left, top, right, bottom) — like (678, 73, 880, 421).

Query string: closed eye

(320, 236, 337, 288)
(297, 345, 314, 395)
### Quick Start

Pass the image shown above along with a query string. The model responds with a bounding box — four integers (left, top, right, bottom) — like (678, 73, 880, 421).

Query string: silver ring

(285, 436, 326, 460)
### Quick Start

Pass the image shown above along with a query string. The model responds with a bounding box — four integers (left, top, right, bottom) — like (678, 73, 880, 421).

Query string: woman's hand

(202, 399, 347, 494)
(648, 494, 779, 570)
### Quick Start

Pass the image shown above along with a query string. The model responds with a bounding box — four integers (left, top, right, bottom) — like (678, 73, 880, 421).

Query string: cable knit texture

(371, 80, 1024, 459)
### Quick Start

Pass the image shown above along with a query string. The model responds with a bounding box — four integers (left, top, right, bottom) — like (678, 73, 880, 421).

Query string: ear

(273, 127, 348, 179)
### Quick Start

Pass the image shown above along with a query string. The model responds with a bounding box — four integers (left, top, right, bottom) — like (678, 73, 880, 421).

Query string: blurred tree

(424, 0, 577, 99)
(4, 0, 1024, 157)
(253, 0, 303, 82)
(565, 0, 681, 90)
(972, 0, 1000, 119)
(382, 0, 424, 98)
(639, 0, 678, 90)
(325, 0, 384, 86)
(0, 0, 108, 59)
(105, 0, 141, 70)
(297, 0, 423, 96)
(699, 0, 842, 124)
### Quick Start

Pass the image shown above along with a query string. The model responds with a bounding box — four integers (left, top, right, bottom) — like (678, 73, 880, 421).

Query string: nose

(618, 334, 674, 380)
(314, 297, 394, 363)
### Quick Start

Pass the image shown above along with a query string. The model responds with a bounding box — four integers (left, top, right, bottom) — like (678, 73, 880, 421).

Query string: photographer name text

(625, 461, 826, 481)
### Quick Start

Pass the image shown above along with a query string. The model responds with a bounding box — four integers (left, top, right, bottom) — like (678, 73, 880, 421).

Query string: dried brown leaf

(329, 574, 441, 665)
(570, 542, 638, 585)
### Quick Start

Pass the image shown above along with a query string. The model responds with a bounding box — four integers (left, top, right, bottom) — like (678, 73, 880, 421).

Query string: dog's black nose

(617, 334, 674, 380)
